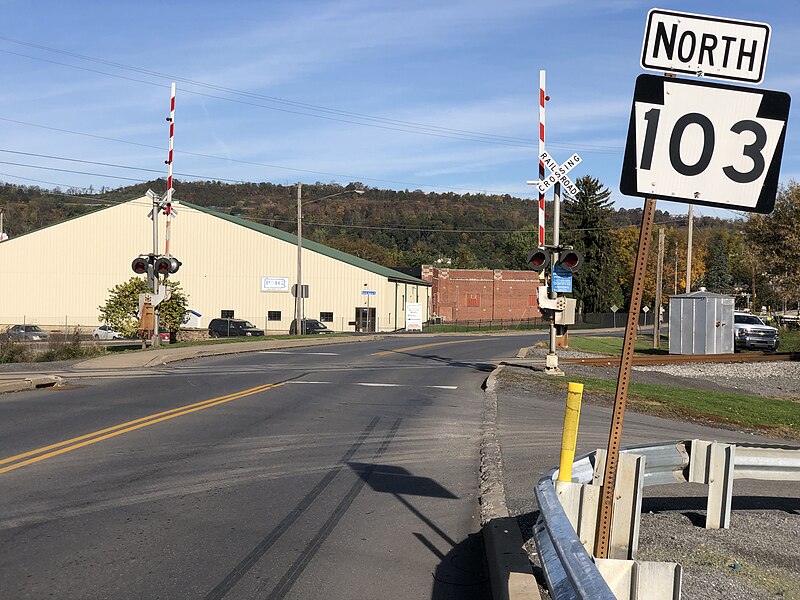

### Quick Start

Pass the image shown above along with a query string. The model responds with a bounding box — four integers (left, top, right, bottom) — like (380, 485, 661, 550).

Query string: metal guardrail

(533, 440, 800, 600)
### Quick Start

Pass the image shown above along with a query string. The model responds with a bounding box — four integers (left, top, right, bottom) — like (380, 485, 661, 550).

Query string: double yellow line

(0, 381, 283, 475)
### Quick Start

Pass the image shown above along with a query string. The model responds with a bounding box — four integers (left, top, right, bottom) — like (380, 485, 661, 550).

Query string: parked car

(5, 324, 49, 342)
(289, 318, 333, 335)
(733, 312, 779, 351)
(208, 318, 265, 338)
(93, 324, 123, 340)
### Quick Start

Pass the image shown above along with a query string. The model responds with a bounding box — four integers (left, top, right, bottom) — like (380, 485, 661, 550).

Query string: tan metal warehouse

(0, 194, 431, 333)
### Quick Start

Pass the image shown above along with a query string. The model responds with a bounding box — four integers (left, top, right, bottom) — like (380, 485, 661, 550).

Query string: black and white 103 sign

(620, 74, 791, 213)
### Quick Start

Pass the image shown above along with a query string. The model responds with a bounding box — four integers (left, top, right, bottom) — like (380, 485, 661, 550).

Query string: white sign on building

(261, 276, 290, 292)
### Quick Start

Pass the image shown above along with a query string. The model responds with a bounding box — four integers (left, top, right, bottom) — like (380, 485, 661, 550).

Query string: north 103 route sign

(620, 74, 790, 214)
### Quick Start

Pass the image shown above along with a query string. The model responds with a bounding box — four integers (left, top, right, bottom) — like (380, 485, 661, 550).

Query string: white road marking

(355, 382, 400, 387)
(285, 381, 458, 389)
(259, 351, 340, 356)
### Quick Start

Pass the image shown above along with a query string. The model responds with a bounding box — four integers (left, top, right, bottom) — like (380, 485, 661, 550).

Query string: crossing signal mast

(132, 83, 181, 347)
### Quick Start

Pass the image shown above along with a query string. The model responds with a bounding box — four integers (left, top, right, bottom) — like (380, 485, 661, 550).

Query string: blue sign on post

(361, 290, 377, 295)
(551, 266, 573, 293)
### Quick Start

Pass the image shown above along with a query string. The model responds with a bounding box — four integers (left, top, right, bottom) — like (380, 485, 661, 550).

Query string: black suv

(289, 318, 333, 335)
(208, 318, 265, 338)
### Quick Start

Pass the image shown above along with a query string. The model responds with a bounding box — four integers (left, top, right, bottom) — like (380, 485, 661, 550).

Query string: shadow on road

(348, 462, 490, 598)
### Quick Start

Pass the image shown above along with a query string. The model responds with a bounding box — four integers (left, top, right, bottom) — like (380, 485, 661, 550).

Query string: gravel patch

(634, 361, 800, 399)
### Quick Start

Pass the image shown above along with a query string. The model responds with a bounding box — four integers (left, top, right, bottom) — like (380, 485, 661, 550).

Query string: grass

(566, 334, 668, 355)
(555, 374, 800, 436)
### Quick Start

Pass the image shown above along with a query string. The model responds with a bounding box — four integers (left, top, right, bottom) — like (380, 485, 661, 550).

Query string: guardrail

(533, 440, 800, 600)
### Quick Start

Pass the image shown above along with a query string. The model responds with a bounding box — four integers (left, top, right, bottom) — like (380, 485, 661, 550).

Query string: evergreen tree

(561, 176, 623, 312)
(701, 230, 733, 292)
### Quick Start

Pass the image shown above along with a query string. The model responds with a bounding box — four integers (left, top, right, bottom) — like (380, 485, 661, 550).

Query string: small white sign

(641, 9, 770, 84)
(406, 303, 423, 331)
(261, 276, 289, 292)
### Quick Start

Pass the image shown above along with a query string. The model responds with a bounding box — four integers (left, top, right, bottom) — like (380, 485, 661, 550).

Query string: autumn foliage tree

(98, 277, 189, 337)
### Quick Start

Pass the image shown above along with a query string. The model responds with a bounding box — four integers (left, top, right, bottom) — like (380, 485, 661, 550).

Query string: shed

(669, 290, 735, 354)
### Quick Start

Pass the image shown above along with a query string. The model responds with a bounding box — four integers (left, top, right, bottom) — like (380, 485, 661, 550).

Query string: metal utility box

(669, 291, 735, 354)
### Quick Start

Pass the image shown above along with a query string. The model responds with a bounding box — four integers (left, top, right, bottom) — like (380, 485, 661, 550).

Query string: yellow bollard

(557, 382, 584, 482)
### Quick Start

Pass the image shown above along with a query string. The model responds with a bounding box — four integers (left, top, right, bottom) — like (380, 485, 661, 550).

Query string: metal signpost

(595, 9, 791, 559)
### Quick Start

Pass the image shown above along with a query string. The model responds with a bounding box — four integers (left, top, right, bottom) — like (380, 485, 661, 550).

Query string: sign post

(596, 9, 790, 560)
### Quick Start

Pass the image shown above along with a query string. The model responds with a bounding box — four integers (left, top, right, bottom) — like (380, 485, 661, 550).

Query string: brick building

(421, 266, 544, 322)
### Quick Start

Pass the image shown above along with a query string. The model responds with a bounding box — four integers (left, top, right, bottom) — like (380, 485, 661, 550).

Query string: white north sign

(620, 74, 791, 214)
(641, 9, 770, 84)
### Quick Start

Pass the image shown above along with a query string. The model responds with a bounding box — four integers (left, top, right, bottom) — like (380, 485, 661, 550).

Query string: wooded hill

(0, 177, 724, 266)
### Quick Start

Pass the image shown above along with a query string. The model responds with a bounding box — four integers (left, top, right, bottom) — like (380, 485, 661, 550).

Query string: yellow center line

(372, 338, 487, 356)
(0, 382, 283, 475)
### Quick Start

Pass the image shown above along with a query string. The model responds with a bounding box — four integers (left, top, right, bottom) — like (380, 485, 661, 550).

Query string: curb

(0, 375, 63, 394)
(480, 364, 541, 600)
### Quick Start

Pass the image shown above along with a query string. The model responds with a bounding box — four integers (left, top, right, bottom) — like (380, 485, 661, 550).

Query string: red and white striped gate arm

(538, 70, 546, 248)
(165, 82, 176, 256)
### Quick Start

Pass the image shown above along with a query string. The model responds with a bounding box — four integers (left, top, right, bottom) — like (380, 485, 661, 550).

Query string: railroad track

(561, 352, 800, 367)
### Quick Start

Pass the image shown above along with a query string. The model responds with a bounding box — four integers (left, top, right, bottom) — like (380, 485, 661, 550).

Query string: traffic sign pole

(595, 198, 657, 559)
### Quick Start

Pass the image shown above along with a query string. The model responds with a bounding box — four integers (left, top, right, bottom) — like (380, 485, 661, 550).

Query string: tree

(700, 230, 733, 292)
(98, 277, 189, 337)
(562, 176, 623, 312)
(745, 182, 800, 309)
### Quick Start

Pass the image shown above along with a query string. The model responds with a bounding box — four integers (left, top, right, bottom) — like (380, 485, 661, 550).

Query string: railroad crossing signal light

(527, 249, 550, 273)
(555, 249, 584, 273)
(131, 256, 151, 275)
(154, 256, 182, 276)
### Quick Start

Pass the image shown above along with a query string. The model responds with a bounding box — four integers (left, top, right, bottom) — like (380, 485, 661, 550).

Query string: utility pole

(686, 205, 694, 293)
(654, 227, 665, 349)
(295, 183, 303, 335)
(674, 248, 678, 295)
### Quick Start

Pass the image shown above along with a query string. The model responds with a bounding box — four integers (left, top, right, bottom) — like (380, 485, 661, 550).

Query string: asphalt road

(0, 333, 544, 600)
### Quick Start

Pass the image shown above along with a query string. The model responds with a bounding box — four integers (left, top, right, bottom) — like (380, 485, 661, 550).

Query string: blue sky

(0, 0, 797, 220)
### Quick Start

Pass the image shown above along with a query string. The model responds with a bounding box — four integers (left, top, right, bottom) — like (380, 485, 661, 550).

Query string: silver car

(5, 324, 50, 342)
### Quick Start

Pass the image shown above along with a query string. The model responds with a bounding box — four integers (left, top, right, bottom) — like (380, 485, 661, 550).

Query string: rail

(533, 440, 800, 600)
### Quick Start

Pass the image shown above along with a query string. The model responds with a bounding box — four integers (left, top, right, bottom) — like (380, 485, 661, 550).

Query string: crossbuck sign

(530, 151, 583, 196)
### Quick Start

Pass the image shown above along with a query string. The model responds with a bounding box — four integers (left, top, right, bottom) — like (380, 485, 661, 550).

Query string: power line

(0, 145, 535, 196)
(0, 37, 625, 154)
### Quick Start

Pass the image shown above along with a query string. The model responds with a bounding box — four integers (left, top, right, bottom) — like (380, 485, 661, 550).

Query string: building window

(466, 293, 481, 307)
(267, 311, 281, 321)
(320, 312, 333, 322)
